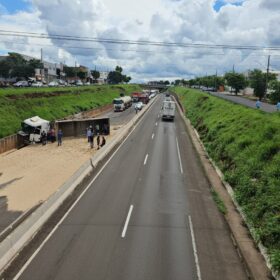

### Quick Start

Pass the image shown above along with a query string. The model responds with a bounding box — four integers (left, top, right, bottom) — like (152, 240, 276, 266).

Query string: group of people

(256, 100, 280, 111)
(86, 125, 106, 149)
(41, 129, 63, 146)
(40, 125, 107, 149)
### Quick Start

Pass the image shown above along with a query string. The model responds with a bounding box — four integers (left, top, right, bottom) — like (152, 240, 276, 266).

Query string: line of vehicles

(12, 79, 91, 88)
(113, 89, 159, 112)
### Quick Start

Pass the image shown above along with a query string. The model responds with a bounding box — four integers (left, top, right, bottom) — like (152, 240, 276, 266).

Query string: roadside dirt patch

(0, 128, 118, 212)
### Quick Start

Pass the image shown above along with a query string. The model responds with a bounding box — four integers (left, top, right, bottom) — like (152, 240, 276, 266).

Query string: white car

(13, 81, 29, 87)
(48, 81, 59, 87)
(135, 102, 143, 110)
(31, 82, 43, 87)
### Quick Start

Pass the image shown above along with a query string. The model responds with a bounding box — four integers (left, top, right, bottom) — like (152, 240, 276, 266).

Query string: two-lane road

(11, 95, 248, 280)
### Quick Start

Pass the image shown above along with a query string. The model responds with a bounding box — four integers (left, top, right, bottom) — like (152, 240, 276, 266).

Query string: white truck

(162, 100, 176, 121)
(19, 116, 50, 143)
(113, 96, 132, 112)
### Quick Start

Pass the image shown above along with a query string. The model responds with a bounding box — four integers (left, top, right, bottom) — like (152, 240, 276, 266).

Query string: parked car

(31, 82, 43, 88)
(48, 81, 59, 87)
(13, 81, 29, 87)
(76, 80, 83, 86)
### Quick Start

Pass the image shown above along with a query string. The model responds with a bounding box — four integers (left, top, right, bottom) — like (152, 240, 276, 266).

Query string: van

(162, 101, 176, 121)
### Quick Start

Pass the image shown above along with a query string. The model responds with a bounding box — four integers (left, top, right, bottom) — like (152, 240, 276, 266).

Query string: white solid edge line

(151, 133, 155, 139)
(144, 154, 149, 165)
(13, 97, 158, 280)
(188, 215, 202, 280)
(121, 205, 134, 238)
(176, 137, 183, 174)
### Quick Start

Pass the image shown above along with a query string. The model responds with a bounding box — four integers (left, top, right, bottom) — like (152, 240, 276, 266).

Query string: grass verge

(173, 87, 280, 273)
(211, 189, 227, 215)
(0, 84, 141, 138)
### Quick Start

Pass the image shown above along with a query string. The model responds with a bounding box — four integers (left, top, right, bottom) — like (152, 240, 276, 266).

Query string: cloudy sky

(0, 0, 280, 82)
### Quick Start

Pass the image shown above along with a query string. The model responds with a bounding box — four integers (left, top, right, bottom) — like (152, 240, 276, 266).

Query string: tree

(91, 70, 100, 83)
(107, 71, 123, 84)
(77, 71, 86, 80)
(0, 60, 11, 78)
(249, 69, 276, 100)
(164, 80, 170, 85)
(123, 75, 131, 84)
(10, 64, 34, 79)
(224, 72, 247, 95)
(115, 66, 123, 73)
(64, 66, 76, 78)
(269, 80, 280, 103)
(28, 59, 43, 70)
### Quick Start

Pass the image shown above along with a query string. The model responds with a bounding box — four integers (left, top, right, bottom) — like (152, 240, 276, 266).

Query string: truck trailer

(113, 96, 132, 112)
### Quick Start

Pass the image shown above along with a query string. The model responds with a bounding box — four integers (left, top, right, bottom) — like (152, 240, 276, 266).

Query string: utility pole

(265, 55, 271, 99)
(40, 48, 44, 82)
(75, 61, 77, 82)
(215, 69, 218, 91)
(232, 64, 235, 73)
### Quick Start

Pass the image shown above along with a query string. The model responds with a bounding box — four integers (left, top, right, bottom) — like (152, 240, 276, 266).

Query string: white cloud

(0, 0, 279, 81)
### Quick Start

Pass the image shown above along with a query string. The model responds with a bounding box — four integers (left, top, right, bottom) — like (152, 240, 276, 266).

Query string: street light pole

(265, 55, 271, 99)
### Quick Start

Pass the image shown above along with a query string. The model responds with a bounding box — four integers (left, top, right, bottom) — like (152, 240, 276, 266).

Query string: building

(0, 53, 65, 83)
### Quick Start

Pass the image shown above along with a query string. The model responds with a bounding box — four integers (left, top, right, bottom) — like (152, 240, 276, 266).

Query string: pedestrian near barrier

(57, 129, 63, 146)
(276, 101, 280, 111)
(89, 130, 94, 149)
(256, 99, 261, 109)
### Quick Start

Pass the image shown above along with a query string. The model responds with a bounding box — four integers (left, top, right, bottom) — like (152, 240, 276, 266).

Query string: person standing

(41, 131, 47, 145)
(89, 130, 94, 149)
(87, 127, 92, 143)
(100, 136, 106, 147)
(97, 134, 100, 150)
(256, 99, 261, 109)
(57, 129, 63, 146)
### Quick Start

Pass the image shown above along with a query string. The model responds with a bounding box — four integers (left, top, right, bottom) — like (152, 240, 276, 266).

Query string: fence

(0, 134, 18, 155)
(0, 104, 114, 155)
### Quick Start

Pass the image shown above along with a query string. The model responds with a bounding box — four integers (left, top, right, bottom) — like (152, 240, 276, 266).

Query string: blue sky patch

(214, 0, 243, 12)
(0, 0, 30, 14)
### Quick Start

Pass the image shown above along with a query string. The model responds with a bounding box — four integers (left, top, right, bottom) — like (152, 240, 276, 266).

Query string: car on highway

(135, 101, 144, 111)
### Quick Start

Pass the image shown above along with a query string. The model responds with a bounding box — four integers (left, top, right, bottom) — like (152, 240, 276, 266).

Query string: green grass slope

(0, 84, 141, 138)
(174, 87, 280, 272)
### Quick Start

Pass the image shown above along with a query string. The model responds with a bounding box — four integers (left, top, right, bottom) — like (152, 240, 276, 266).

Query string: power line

(1, 39, 280, 58)
(1, 30, 280, 51)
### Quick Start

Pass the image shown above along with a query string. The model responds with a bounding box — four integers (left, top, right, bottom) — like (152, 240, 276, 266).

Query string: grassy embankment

(0, 84, 141, 138)
(173, 87, 280, 272)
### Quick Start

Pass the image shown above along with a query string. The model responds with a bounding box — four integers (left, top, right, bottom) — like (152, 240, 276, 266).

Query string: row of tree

(184, 69, 279, 102)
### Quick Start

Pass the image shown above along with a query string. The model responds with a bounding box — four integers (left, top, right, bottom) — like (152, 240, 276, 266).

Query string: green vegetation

(211, 189, 227, 215)
(173, 87, 280, 272)
(0, 84, 141, 138)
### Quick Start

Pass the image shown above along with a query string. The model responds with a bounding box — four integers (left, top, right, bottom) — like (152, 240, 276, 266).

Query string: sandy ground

(0, 127, 121, 212)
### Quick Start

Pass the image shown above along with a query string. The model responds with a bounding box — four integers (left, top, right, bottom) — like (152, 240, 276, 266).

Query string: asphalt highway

(14, 94, 248, 280)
